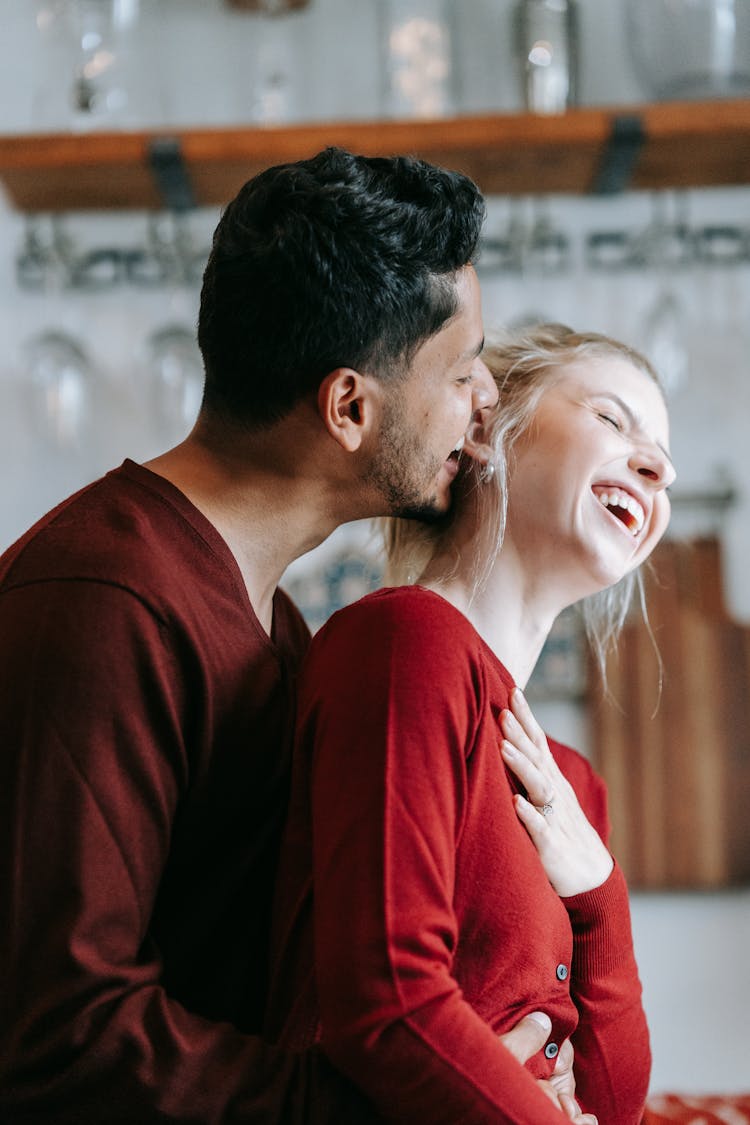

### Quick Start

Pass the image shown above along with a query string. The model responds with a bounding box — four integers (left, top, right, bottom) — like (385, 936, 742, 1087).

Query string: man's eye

(598, 412, 622, 431)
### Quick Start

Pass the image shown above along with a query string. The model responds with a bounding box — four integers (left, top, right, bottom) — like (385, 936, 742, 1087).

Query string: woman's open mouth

(592, 485, 645, 536)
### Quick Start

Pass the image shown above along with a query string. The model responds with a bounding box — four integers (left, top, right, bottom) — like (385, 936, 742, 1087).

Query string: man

(0, 148, 570, 1122)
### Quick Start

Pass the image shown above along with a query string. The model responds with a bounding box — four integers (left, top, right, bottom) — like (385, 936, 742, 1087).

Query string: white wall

(1, 0, 748, 1097)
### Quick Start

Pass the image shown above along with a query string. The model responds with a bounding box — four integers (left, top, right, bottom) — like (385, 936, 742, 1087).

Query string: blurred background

(0, 0, 748, 1099)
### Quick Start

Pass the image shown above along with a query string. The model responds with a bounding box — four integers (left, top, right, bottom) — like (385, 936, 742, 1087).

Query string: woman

(265, 324, 675, 1123)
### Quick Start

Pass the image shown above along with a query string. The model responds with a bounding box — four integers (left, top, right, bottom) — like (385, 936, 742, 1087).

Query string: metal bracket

(592, 114, 645, 195)
(147, 137, 196, 212)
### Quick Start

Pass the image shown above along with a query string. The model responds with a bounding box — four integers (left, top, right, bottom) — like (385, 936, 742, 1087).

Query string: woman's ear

(317, 368, 370, 453)
(463, 408, 495, 468)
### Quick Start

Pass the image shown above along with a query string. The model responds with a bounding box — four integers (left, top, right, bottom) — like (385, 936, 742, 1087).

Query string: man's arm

(0, 580, 349, 1124)
(501, 1018, 597, 1125)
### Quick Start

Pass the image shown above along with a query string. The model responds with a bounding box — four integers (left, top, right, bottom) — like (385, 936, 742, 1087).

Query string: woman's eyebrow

(598, 392, 674, 467)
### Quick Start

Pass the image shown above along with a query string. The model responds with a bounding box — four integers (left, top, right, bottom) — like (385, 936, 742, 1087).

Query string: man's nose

(472, 358, 498, 411)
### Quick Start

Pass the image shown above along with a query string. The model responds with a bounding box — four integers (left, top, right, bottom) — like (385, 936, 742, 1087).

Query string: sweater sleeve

(557, 756, 651, 1125)
(0, 580, 360, 1125)
(302, 594, 576, 1125)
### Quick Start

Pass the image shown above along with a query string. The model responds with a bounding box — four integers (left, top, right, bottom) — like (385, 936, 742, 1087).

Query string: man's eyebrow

(600, 392, 674, 467)
(461, 336, 485, 362)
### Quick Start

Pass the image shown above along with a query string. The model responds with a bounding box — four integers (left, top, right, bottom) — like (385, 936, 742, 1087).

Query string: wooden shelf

(1, 98, 749, 212)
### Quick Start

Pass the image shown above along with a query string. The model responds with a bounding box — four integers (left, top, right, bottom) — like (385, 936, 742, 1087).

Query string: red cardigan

(267, 586, 651, 1124)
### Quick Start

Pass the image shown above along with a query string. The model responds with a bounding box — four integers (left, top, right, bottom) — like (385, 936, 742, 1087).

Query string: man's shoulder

(0, 461, 205, 597)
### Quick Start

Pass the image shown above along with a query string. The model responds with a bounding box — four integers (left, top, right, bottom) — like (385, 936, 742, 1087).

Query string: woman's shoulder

(323, 584, 478, 640)
(313, 585, 482, 664)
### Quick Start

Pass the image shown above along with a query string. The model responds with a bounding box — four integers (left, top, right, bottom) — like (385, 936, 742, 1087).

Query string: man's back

(0, 459, 312, 1119)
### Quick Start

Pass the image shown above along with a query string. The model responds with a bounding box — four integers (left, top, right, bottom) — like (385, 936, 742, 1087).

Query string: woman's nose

(631, 442, 676, 489)
(472, 358, 498, 411)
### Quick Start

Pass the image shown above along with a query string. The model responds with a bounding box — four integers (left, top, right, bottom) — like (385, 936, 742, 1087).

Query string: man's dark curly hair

(197, 146, 486, 427)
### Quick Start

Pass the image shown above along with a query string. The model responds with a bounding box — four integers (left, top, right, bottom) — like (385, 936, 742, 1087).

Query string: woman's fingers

(500, 740, 555, 809)
(501, 692, 575, 811)
(513, 790, 613, 897)
(509, 686, 548, 748)
(500, 695, 561, 809)
(500, 703, 545, 765)
(500, 690, 614, 897)
(512, 793, 554, 848)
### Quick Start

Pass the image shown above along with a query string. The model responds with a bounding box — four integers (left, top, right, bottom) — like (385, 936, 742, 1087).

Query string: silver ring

(536, 802, 554, 817)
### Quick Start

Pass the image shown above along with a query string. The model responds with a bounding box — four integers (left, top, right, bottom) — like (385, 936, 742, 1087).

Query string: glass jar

(379, 0, 458, 118)
(513, 0, 579, 114)
(626, 0, 750, 100)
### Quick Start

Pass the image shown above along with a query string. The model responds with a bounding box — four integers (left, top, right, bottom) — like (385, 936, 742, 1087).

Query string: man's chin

(392, 495, 452, 526)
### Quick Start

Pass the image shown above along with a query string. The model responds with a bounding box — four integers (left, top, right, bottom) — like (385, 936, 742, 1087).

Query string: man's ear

(317, 368, 373, 453)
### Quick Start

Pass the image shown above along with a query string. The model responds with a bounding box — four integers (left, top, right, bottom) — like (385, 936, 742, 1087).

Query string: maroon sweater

(0, 460, 371, 1123)
(266, 586, 651, 1124)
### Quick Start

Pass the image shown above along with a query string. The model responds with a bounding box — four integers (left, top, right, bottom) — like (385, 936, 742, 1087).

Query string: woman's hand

(499, 688, 613, 898)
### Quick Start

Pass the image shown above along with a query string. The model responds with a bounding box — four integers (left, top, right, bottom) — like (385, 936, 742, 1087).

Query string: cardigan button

(556, 963, 569, 981)
(545, 1042, 559, 1059)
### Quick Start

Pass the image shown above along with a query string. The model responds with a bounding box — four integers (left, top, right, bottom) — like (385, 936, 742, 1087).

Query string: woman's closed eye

(597, 411, 622, 431)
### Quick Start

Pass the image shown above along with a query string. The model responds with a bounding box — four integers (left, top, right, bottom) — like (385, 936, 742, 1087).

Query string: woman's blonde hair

(382, 321, 666, 679)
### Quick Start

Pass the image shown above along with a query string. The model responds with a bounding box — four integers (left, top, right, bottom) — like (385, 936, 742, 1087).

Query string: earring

(481, 460, 496, 483)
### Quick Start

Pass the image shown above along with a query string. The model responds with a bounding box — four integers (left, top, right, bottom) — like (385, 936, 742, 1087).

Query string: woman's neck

(420, 540, 561, 689)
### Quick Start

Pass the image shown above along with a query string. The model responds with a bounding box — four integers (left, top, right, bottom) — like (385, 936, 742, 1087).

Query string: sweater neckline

(117, 458, 292, 652)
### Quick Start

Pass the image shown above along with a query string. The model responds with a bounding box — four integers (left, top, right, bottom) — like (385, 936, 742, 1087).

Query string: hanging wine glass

(15, 215, 77, 293)
(145, 325, 204, 442)
(637, 193, 693, 398)
(523, 196, 571, 276)
(23, 329, 95, 452)
(223, 0, 311, 124)
(33, 0, 160, 131)
(642, 290, 690, 398)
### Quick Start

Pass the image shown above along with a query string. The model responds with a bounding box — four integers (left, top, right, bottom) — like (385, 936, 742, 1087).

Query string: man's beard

(366, 399, 450, 524)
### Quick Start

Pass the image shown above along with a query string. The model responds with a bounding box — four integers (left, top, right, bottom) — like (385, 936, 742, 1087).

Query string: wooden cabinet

(590, 537, 750, 890)
(1, 98, 749, 212)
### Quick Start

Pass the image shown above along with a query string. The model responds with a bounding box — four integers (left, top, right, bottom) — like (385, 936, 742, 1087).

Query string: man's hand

(498, 1015, 598, 1124)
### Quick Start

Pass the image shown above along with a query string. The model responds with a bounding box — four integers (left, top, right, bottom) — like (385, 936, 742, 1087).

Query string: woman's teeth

(593, 486, 645, 535)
